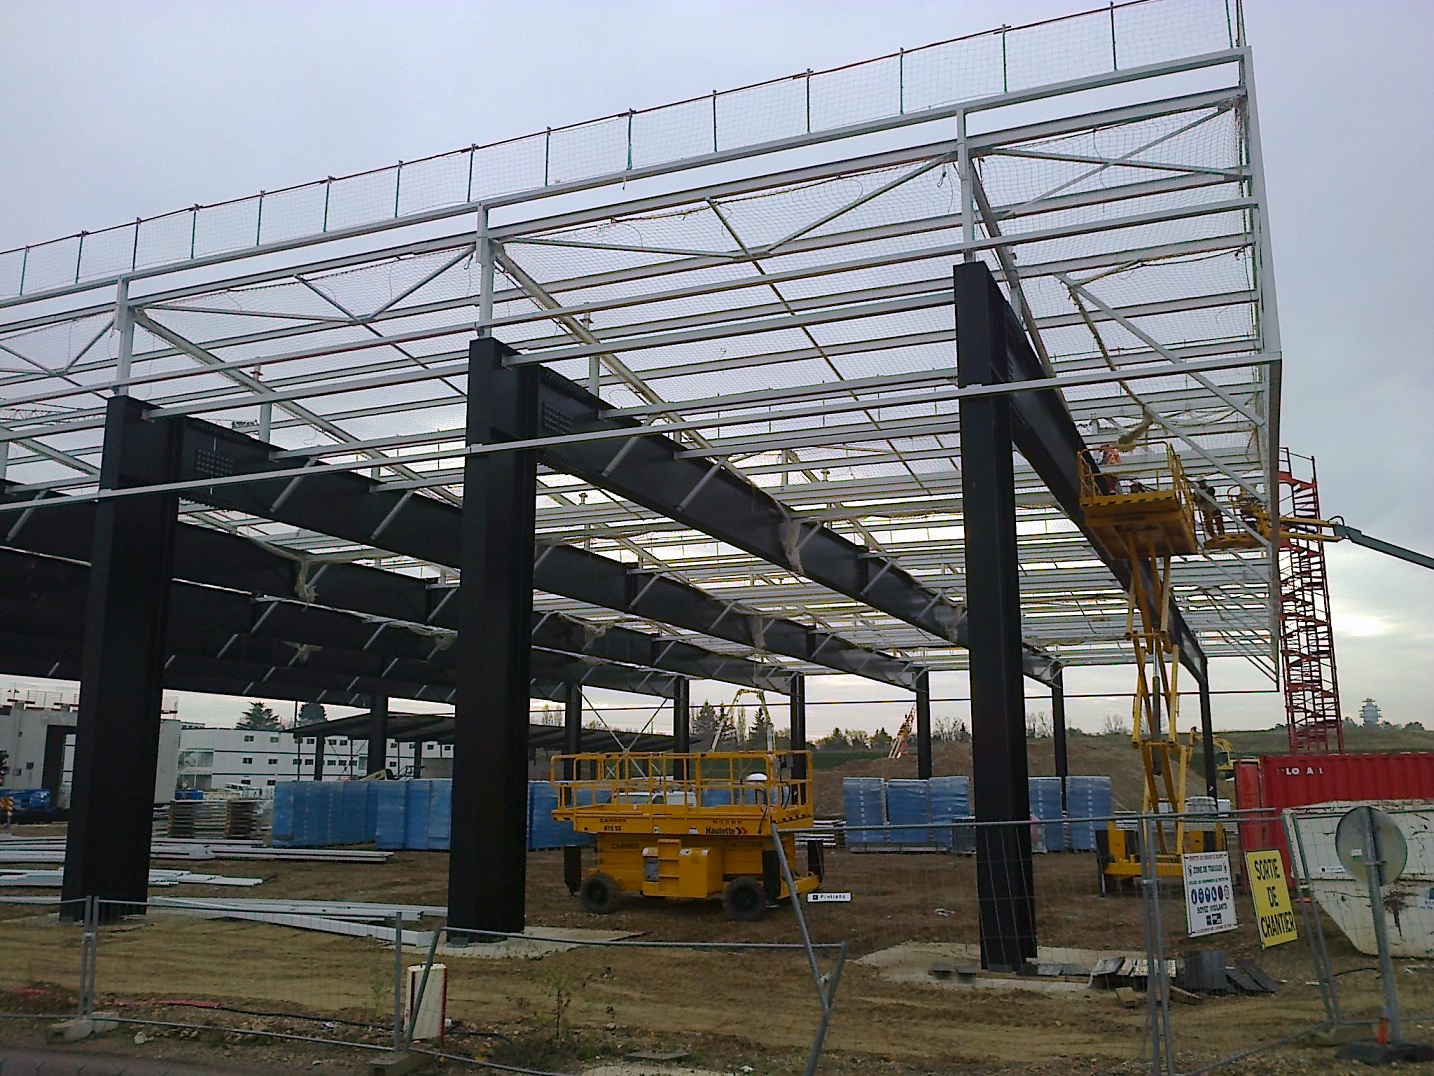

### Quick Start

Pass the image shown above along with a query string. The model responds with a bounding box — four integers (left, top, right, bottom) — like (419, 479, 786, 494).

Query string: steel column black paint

(449, 337, 538, 937)
(1052, 670, 1069, 815)
(789, 673, 807, 792)
(955, 262, 1037, 971)
(367, 696, 389, 776)
(61, 396, 182, 916)
(915, 669, 933, 780)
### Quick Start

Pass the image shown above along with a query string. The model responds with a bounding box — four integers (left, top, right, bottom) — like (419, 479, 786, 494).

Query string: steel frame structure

(0, 0, 1279, 703)
(1, 0, 1283, 947)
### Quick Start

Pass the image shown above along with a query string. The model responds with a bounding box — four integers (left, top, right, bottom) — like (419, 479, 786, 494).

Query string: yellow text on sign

(1245, 850, 1298, 948)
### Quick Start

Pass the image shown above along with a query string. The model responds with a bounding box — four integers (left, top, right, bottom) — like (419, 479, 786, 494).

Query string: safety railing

(0, 0, 1242, 301)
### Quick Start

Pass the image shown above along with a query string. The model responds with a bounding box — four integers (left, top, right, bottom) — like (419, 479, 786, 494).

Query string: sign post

(1336, 805, 1408, 1045)
(1244, 849, 1298, 948)
(1182, 851, 1236, 938)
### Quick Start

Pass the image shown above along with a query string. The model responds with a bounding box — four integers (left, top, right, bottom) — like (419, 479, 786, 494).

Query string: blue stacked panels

(300, 783, 324, 845)
(364, 783, 381, 840)
(700, 787, 734, 807)
(271, 782, 298, 846)
(527, 781, 591, 850)
(374, 782, 408, 850)
(885, 779, 933, 846)
(929, 776, 974, 853)
(1028, 777, 1065, 851)
(427, 781, 452, 851)
(1063, 776, 1113, 851)
(404, 780, 435, 850)
(842, 777, 886, 847)
(338, 782, 371, 844)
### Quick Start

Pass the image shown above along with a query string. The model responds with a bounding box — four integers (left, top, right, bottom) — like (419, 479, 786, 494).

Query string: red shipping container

(1237, 752, 1434, 877)
(1258, 752, 1434, 809)
(1233, 759, 1280, 858)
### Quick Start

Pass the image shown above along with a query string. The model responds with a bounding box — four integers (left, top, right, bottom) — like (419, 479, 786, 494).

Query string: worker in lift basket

(1094, 446, 1121, 495)
(745, 771, 770, 806)
(1195, 478, 1225, 537)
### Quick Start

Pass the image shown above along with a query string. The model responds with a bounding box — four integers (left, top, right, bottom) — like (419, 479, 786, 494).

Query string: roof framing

(0, 0, 1280, 694)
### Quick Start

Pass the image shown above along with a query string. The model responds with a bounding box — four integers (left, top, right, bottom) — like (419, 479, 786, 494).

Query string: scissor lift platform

(551, 750, 822, 920)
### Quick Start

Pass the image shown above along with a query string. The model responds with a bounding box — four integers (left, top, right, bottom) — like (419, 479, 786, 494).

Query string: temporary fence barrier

(2, 807, 1411, 1074)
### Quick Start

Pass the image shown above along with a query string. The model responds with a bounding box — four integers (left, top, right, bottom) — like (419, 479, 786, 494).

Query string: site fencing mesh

(10, 805, 1422, 1073)
(0, 0, 1240, 301)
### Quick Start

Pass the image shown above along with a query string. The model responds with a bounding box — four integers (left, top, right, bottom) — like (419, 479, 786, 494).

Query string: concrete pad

(855, 941, 1143, 994)
(437, 926, 640, 959)
(584, 1067, 731, 1076)
(367, 1051, 432, 1075)
(46, 1017, 95, 1043)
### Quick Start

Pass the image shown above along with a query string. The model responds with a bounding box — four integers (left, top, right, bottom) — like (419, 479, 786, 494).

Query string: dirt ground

(1, 829, 1430, 1074)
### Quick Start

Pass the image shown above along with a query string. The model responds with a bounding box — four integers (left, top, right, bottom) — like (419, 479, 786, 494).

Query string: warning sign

(1183, 851, 1237, 937)
(1245, 850, 1298, 948)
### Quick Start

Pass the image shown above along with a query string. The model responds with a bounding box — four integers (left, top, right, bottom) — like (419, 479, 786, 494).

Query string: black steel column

(956, 262, 1036, 971)
(915, 670, 933, 780)
(41, 725, 71, 806)
(412, 742, 423, 777)
(313, 735, 325, 780)
(449, 337, 539, 938)
(563, 682, 584, 894)
(672, 678, 691, 754)
(1198, 675, 1218, 802)
(61, 396, 182, 916)
(366, 695, 389, 776)
(789, 674, 807, 797)
(563, 683, 583, 774)
(1052, 669, 1069, 816)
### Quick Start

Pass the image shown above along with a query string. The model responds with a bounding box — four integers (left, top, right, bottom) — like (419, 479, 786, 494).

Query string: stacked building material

(841, 777, 887, 848)
(275, 780, 589, 851)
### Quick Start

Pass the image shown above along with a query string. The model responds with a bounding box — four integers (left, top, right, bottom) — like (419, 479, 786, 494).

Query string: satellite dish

(1336, 805, 1408, 887)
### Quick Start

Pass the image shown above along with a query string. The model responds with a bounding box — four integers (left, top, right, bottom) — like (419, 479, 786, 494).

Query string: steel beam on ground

(61, 396, 182, 919)
(956, 263, 1037, 972)
(449, 338, 538, 937)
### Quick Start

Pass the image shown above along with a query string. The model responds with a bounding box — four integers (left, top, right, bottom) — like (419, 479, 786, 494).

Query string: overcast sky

(0, 0, 1430, 736)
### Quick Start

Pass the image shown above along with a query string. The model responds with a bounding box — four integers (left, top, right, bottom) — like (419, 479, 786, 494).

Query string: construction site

(1, 0, 1432, 1072)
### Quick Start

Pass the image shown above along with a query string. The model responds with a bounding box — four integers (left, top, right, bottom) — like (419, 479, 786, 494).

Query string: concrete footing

(367, 1051, 433, 1075)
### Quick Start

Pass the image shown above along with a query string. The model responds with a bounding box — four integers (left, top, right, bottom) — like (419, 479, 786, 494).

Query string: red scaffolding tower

(1278, 449, 1345, 754)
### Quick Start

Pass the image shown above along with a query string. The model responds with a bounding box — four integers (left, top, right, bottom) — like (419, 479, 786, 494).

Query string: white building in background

(2, 689, 454, 801)
(1360, 698, 1384, 728)
(177, 725, 451, 793)
(0, 692, 180, 806)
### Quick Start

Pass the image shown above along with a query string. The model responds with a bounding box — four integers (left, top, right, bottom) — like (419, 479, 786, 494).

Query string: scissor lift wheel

(580, 872, 622, 915)
(722, 876, 767, 922)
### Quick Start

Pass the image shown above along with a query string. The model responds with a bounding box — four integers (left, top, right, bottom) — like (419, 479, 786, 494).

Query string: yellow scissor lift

(1078, 444, 1226, 887)
(551, 750, 822, 921)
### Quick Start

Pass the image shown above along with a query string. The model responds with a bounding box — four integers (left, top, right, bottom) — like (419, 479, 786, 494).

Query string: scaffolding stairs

(1278, 449, 1345, 754)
